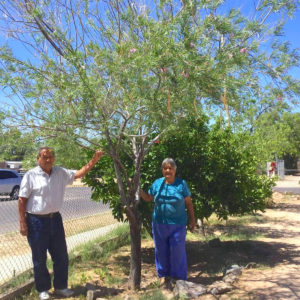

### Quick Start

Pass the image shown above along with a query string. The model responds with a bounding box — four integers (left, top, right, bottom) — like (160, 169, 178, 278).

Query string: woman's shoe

(170, 277, 180, 285)
(161, 276, 173, 290)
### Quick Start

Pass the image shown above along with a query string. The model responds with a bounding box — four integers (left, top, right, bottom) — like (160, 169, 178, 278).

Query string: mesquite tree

(0, 0, 300, 289)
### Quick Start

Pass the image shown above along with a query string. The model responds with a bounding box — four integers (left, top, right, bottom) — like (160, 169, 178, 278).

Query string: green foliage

(139, 290, 168, 300)
(22, 137, 87, 170)
(1, 0, 300, 159)
(83, 143, 131, 221)
(0, 0, 298, 288)
(139, 118, 275, 232)
(94, 267, 109, 280)
(252, 111, 300, 163)
(69, 224, 130, 263)
(0, 125, 87, 170)
(84, 117, 275, 235)
(44, 137, 87, 169)
(0, 128, 36, 163)
(104, 275, 123, 287)
(0, 269, 34, 294)
(79, 273, 90, 285)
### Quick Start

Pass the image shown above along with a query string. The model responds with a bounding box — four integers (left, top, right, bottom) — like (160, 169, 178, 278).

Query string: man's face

(37, 149, 55, 173)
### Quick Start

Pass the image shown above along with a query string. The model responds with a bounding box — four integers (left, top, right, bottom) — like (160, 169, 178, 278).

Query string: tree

(0, 127, 36, 162)
(280, 112, 300, 169)
(250, 110, 300, 167)
(0, 125, 86, 169)
(0, 0, 299, 289)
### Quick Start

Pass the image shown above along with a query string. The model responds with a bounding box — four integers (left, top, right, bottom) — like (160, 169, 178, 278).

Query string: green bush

(139, 118, 275, 234)
(84, 117, 275, 236)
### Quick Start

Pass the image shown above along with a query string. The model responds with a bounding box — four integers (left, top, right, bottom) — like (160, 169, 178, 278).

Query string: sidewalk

(0, 223, 122, 284)
(275, 175, 300, 188)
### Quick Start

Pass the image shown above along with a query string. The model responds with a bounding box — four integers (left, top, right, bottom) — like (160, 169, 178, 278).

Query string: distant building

(0, 161, 22, 171)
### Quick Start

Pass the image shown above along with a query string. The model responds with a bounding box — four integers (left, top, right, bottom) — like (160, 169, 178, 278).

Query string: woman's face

(162, 164, 176, 180)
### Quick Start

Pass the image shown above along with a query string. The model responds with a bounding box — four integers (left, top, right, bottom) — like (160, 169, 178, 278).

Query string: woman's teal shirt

(148, 177, 191, 225)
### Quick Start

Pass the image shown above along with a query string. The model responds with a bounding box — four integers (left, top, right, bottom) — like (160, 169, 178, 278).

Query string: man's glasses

(40, 156, 54, 160)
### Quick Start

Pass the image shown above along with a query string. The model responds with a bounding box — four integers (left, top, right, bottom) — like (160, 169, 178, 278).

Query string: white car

(0, 169, 22, 200)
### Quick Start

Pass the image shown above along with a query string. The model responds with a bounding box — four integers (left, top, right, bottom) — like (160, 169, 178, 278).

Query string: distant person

(140, 158, 195, 285)
(269, 161, 276, 178)
(18, 146, 103, 300)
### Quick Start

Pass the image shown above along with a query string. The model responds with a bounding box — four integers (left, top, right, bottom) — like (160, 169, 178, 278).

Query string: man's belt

(26, 212, 60, 218)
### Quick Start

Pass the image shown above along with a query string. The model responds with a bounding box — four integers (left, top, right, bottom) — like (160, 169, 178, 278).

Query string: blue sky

(282, 10, 300, 79)
(273, 8, 300, 110)
(0, 0, 300, 110)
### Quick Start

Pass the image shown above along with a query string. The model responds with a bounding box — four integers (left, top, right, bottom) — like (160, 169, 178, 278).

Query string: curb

(0, 279, 34, 300)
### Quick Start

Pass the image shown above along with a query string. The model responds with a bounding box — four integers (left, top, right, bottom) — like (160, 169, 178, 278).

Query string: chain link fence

(0, 186, 121, 287)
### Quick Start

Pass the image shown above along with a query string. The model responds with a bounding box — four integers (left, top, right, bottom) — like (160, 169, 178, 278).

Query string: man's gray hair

(37, 146, 55, 157)
(161, 158, 177, 170)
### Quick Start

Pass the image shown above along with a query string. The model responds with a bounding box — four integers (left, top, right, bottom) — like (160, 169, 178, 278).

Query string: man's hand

(75, 149, 105, 179)
(18, 197, 28, 236)
(20, 221, 28, 236)
(93, 150, 104, 161)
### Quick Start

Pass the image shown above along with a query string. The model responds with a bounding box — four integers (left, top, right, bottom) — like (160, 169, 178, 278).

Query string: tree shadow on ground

(187, 238, 300, 277)
(103, 222, 300, 299)
(205, 224, 300, 239)
(229, 265, 300, 300)
(51, 285, 124, 299)
(273, 202, 300, 213)
(186, 237, 300, 298)
(112, 231, 300, 282)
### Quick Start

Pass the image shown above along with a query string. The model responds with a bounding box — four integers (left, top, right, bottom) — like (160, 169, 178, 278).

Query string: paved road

(0, 186, 110, 235)
(273, 187, 300, 195)
(1, 185, 297, 236)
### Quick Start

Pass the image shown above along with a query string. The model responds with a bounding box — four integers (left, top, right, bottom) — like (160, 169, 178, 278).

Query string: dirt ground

(218, 192, 300, 300)
(63, 190, 300, 300)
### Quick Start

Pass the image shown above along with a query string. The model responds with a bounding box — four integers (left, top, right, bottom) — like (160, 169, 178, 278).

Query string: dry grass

(63, 212, 117, 237)
(0, 232, 30, 258)
(0, 212, 118, 259)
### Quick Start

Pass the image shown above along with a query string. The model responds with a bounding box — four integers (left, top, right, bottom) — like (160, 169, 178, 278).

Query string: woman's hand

(140, 190, 154, 202)
(185, 196, 195, 232)
(189, 219, 195, 232)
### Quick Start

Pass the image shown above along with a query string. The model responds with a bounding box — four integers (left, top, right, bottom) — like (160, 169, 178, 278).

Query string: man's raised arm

(74, 150, 104, 179)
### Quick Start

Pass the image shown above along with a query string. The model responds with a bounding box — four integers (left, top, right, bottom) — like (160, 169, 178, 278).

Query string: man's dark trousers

(27, 213, 69, 292)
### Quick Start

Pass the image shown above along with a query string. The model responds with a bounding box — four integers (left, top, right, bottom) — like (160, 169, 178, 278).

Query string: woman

(140, 158, 195, 282)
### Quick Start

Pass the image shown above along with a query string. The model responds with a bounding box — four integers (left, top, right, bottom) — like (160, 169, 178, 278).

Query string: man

(18, 146, 103, 300)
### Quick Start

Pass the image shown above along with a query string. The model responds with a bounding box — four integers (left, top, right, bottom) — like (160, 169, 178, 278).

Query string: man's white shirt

(19, 166, 76, 214)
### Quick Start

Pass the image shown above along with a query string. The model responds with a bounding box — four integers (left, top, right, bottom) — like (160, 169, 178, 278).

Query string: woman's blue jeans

(26, 214, 69, 292)
(152, 223, 187, 280)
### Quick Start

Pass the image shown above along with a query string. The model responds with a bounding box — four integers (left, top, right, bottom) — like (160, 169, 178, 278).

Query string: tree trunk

(128, 209, 142, 290)
(197, 218, 205, 236)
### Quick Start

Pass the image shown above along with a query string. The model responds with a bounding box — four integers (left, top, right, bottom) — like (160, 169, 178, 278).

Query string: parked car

(0, 169, 22, 200)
